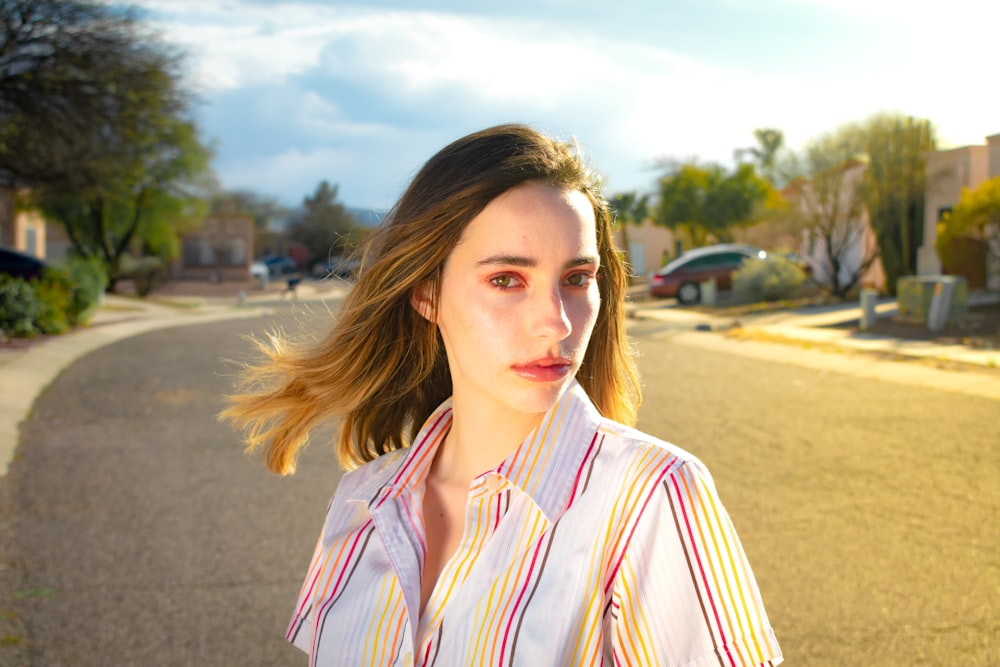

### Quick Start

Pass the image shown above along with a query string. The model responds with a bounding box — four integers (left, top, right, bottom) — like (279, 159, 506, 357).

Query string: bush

(0, 275, 42, 337)
(34, 277, 72, 335)
(58, 256, 107, 324)
(733, 255, 808, 303)
(120, 254, 165, 297)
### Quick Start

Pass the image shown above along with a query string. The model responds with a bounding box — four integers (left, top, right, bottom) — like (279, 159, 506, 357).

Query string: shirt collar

(352, 379, 604, 522)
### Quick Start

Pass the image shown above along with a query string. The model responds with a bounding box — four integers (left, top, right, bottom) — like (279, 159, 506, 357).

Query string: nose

(532, 285, 572, 340)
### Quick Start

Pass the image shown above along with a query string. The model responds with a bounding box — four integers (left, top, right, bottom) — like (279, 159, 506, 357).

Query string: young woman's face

(429, 181, 601, 420)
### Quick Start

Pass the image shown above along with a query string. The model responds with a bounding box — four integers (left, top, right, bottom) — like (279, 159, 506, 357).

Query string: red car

(648, 244, 767, 304)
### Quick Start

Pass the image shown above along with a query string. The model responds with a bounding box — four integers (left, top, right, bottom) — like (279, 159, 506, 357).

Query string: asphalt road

(1, 310, 997, 665)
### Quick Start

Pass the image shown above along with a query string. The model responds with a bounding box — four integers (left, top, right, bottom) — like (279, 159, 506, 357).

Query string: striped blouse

(288, 380, 782, 666)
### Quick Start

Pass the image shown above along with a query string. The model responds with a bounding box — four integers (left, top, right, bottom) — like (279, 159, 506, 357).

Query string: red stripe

(498, 533, 548, 665)
(670, 472, 735, 667)
(604, 461, 673, 594)
(384, 408, 451, 497)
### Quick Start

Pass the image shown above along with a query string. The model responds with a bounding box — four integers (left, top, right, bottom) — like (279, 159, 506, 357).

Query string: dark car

(260, 255, 297, 277)
(648, 244, 767, 304)
(0, 247, 46, 280)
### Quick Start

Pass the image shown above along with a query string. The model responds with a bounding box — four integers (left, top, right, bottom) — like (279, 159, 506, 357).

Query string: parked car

(250, 261, 269, 282)
(0, 247, 46, 280)
(648, 244, 767, 304)
(313, 256, 361, 279)
(260, 255, 297, 277)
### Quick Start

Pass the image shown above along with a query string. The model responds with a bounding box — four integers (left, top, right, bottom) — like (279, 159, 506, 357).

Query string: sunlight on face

(431, 182, 600, 425)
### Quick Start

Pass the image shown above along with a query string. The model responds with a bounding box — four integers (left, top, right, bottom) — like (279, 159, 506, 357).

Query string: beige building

(613, 219, 677, 277)
(0, 186, 47, 258)
(171, 215, 255, 282)
(919, 133, 1000, 288)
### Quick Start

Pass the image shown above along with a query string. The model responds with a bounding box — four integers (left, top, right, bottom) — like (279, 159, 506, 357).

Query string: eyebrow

(476, 254, 600, 269)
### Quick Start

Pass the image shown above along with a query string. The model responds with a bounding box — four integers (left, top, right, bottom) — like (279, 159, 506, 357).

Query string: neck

(429, 398, 544, 485)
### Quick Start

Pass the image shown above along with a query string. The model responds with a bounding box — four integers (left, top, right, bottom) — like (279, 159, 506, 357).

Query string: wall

(920, 133, 1000, 288)
(613, 219, 676, 277)
(171, 216, 255, 282)
(0, 187, 47, 258)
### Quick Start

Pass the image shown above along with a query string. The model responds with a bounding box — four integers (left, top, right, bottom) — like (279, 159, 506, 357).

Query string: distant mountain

(347, 207, 388, 227)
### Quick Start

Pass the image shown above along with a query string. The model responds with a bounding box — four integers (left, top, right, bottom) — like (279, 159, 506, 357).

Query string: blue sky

(136, 0, 997, 211)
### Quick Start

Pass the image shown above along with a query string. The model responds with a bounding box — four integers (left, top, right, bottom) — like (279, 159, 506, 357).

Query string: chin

(507, 380, 572, 415)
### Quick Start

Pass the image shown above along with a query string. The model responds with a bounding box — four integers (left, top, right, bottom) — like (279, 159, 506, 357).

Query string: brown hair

(221, 124, 641, 473)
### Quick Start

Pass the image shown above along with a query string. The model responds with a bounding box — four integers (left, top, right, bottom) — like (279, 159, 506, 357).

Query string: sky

(134, 0, 998, 212)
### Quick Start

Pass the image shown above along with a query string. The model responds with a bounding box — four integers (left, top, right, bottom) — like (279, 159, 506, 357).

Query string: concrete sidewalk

(629, 293, 1000, 369)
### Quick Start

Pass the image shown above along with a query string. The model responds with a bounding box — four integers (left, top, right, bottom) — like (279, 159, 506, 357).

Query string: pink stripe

(384, 409, 451, 495)
(498, 534, 549, 665)
(306, 519, 375, 652)
(603, 462, 673, 594)
(670, 472, 735, 667)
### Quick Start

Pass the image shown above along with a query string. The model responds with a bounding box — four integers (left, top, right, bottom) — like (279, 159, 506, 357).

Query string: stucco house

(0, 187, 47, 258)
(918, 133, 1000, 289)
(171, 215, 255, 282)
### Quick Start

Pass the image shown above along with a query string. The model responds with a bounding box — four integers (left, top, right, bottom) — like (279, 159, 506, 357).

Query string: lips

(511, 357, 574, 382)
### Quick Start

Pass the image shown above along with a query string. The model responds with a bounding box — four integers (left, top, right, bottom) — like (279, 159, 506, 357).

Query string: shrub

(58, 256, 107, 324)
(120, 255, 166, 297)
(733, 254, 808, 303)
(0, 275, 42, 337)
(34, 278, 72, 335)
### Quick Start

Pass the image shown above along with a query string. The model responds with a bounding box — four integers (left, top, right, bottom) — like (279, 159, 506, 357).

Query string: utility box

(896, 275, 967, 324)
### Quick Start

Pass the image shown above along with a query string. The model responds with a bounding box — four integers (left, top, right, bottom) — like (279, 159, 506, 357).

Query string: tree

(0, 0, 169, 188)
(608, 191, 649, 275)
(936, 176, 1000, 267)
(287, 181, 363, 267)
(654, 162, 772, 248)
(735, 128, 786, 187)
(860, 113, 937, 295)
(5, 0, 215, 291)
(35, 115, 213, 290)
(212, 189, 288, 231)
(781, 128, 878, 298)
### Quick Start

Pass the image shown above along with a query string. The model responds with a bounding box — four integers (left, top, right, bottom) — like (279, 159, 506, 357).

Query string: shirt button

(401, 651, 414, 666)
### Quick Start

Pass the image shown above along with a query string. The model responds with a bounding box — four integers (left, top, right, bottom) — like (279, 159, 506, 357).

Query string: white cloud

(136, 0, 999, 205)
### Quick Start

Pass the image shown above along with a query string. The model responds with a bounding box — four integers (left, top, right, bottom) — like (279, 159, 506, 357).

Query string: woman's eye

(566, 272, 594, 287)
(490, 274, 520, 289)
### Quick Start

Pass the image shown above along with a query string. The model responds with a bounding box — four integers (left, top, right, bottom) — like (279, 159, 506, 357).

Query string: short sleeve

(610, 459, 782, 666)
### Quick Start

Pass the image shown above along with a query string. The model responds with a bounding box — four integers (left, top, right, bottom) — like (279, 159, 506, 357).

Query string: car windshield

(657, 247, 765, 274)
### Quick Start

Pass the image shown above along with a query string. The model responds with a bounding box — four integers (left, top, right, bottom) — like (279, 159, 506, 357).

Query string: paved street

(0, 310, 997, 665)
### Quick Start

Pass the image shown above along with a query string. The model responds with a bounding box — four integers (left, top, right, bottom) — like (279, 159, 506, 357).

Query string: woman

(223, 124, 782, 666)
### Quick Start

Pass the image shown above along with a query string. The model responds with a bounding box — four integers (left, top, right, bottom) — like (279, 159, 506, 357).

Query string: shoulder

(595, 418, 709, 480)
(587, 418, 723, 525)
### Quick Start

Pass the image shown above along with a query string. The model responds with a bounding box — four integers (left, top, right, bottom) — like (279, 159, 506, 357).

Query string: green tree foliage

(212, 190, 289, 231)
(735, 128, 786, 187)
(4, 0, 214, 291)
(1, 0, 160, 186)
(860, 113, 937, 295)
(287, 181, 363, 267)
(936, 176, 1000, 265)
(781, 127, 878, 298)
(608, 191, 649, 274)
(654, 162, 772, 248)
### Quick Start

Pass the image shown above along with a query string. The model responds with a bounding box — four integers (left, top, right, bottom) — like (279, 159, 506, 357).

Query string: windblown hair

(221, 124, 641, 474)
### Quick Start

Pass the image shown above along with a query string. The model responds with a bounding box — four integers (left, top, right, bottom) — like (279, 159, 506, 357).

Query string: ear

(409, 281, 435, 322)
